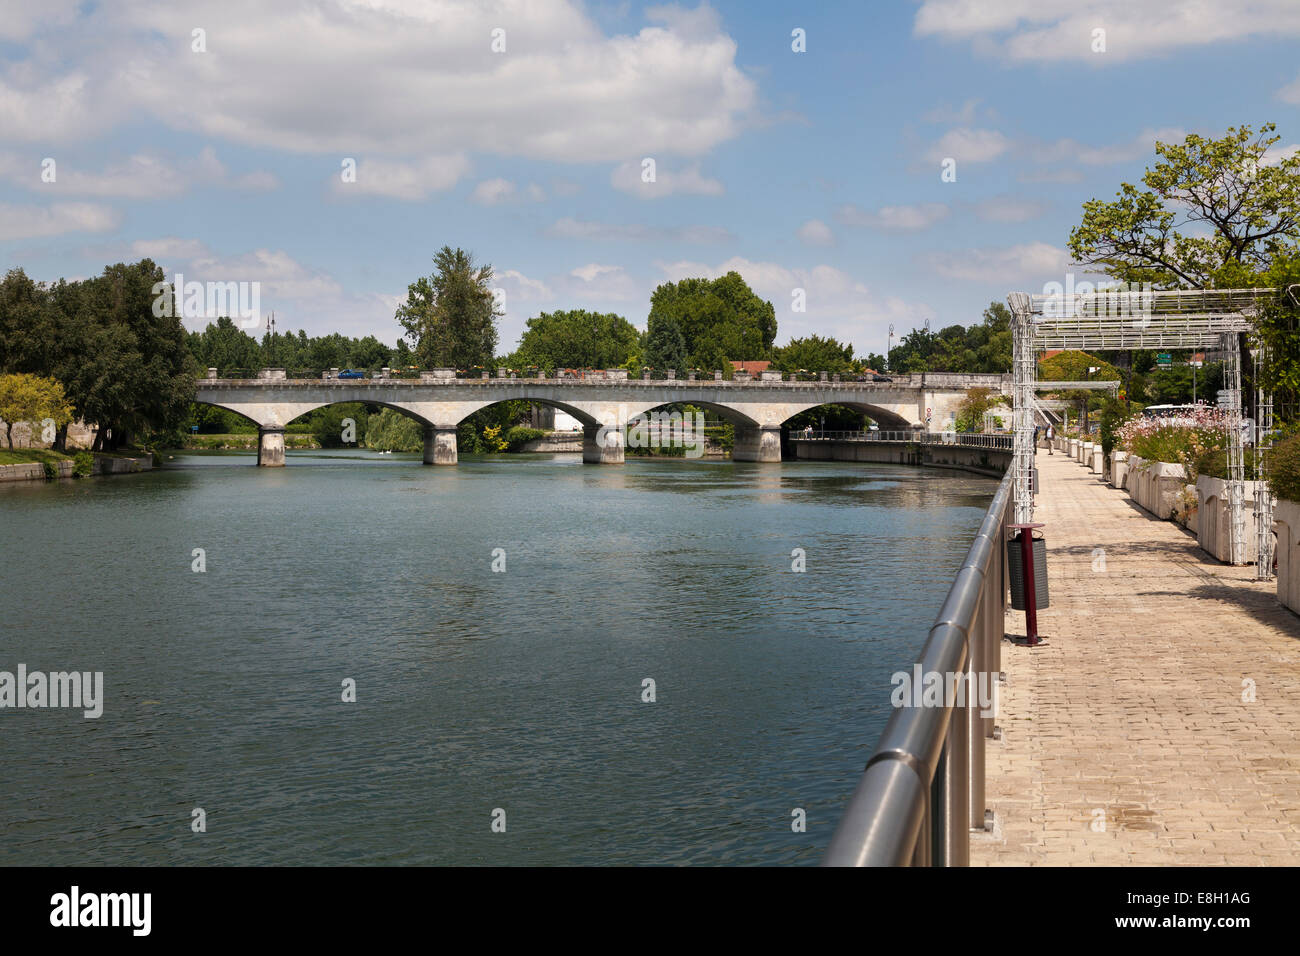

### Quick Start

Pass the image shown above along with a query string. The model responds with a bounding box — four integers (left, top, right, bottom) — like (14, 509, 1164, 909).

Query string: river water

(0, 449, 996, 866)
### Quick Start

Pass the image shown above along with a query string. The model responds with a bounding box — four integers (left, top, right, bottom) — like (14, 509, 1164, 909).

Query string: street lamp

(887, 324, 895, 371)
(265, 312, 276, 366)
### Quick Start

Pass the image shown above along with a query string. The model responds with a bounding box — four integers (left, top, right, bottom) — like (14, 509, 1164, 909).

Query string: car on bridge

(337, 369, 365, 379)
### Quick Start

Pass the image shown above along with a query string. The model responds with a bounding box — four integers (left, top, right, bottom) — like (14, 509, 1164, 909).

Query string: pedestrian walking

(1046, 424, 1055, 454)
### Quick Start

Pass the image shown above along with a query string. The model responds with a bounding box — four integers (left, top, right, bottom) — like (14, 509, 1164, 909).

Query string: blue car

(337, 369, 365, 379)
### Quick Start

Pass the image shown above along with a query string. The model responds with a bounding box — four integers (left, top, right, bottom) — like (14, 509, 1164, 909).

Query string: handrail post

(967, 593, 987, 829)
(935, 698, 970, 864)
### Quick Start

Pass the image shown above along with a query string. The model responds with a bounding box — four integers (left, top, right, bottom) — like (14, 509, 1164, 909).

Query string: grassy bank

(0, 448, 73, 465)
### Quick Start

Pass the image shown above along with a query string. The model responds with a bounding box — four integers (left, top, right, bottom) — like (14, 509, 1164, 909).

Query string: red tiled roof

(729, 360, 771, 374)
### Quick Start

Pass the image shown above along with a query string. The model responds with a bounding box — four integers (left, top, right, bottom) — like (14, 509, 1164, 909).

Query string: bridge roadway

(194, 373, 1008, 466)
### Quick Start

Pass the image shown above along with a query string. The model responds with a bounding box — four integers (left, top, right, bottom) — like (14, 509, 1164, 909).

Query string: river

(0, 449, 996, 865)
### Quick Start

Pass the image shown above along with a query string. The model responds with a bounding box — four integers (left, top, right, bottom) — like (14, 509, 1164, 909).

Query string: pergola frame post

(1006, 286, 1276, 571)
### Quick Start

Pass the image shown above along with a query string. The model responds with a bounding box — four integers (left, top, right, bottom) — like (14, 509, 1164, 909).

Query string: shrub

(364, 408, 422, 452)
(1265, 434, 1300, 502)
(73, 452, 94, 477)
(504, 426, 546, 451)
(42, 461, 57, 479)
(1097, 398, 1133, 458)
(1117, 407, 1228, 483)
(1194, 446, 1258, 481)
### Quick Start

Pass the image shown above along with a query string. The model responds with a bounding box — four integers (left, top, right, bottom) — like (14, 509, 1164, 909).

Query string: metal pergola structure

(1007, 287, 1278, 578)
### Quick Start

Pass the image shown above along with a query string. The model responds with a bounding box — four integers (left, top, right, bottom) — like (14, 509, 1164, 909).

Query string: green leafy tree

(1039, 350, 1122, 432)
(771, 335, 855, 375)
(642, 312, 688, 372)
(510, 309, 640, 371)
(1, 261, 195, 450)
(953, 386, 1003, 432)
(647, 271, 776, 372)
(396, 246, 500, 369)
(1068, 124, 1299, 287)
(0, 372, 73, 448)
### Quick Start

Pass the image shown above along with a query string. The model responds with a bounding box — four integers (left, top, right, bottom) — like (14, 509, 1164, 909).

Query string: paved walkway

(971, 449, 1300, 865)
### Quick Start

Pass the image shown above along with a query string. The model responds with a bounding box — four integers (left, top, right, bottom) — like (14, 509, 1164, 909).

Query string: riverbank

(0, 449, 154, 482)
(183, 432, 320, 450)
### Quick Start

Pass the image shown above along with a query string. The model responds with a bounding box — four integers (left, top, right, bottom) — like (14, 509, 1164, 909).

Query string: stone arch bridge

(194, 373, 1008, 465)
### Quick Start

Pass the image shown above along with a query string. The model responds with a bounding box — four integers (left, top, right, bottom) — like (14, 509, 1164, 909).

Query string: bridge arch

(778, 401, 914, 432)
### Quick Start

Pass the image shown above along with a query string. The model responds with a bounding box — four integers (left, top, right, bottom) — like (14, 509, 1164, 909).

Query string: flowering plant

(1116, 406, 1228, 482)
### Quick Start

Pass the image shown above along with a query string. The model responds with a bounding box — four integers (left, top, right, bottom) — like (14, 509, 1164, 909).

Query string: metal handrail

(823, 470, 1012, 866)
(792, 430, 1013, 450)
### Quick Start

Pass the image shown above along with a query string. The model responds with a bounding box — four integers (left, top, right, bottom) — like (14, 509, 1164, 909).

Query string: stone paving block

(972, 454, 1300, 866)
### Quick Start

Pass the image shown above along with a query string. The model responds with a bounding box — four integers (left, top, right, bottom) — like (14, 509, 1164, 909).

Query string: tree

(0, 372, 73, 448)
(509, 309, 640, 371)
(771, 335, 855, 375)
(1068, 124, 1299, 288)
(396, 246, 501, 369)
(954, 387, 1003, 433)
(0, 261, 195, 450)
(642, 312, 687, 372)
(1039, 350, 1122, 432)
(647, 271, 776, 372)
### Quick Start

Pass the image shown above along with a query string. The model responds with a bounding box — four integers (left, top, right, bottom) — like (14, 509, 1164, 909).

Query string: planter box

(1196, 475, 1261, 564)
(1126, 456, 1188, 520)
(1090, 444, 1104, 473)
(1275, 499, 1300, 615)
(1110, 450, 1129, 489)
(1081, 441, 1094, 466)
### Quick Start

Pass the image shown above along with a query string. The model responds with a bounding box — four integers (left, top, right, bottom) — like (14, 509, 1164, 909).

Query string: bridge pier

(422, 426, 458, 465)
(582, 424, 624, 464)
(732, 425, 783, 462)
(258, 427, 285, 467)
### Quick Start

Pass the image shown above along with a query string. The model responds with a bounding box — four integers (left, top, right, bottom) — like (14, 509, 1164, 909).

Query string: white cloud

(497, 268, 554, 301)
(471, 178, 516, 205)
(0, 146, 277, 198)
(0, 202, 120, 240)
(564, 263, 640, 302)
(1280, 72, 1300, 104)
(1032, 127, 1185, 165)
(611, 160, 724, 199)
(0, 0, 80, 41)
(128, 237, 211, 260)
(928, 242, 1071, 283)
(655, 256, 935, 349)
(837, 202, 950, 231)
(546, 217, 732, 243)
(1262, 144, 1300, 166)
(914, 0, 1300, 63)
(797, 219, 834, 246)
(5, 1, 758, 163)
(333, 155, 471, 200)
(924, 127, 1011, 165)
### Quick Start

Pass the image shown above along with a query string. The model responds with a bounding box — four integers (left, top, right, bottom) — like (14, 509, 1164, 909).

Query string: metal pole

(934, 707, 969, 865)
(966, 600, 986, 829)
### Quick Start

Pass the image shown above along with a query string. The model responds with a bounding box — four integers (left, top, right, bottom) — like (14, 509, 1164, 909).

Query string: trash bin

(1007, 531, 1049, 610)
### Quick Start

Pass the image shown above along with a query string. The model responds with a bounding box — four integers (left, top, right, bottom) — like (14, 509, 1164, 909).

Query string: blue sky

(1, 0, 1297, 357)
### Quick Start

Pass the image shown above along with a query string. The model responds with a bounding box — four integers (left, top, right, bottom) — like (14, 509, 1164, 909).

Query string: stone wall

(1126, 456, 1189, 521)
(0, 452, 153, 483)
(0, 419, 98, 449)
(792, 439, 1009, 477)
(1275, 499, 1300, 615)
(1195, 475, 1261, 564)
